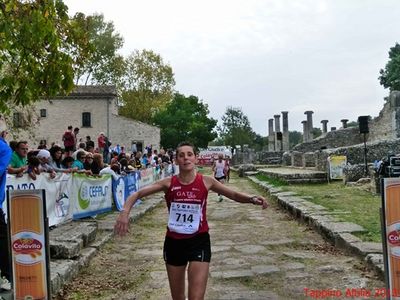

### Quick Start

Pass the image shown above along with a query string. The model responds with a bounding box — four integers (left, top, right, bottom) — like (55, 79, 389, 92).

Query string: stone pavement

(246, 175, 385, 280)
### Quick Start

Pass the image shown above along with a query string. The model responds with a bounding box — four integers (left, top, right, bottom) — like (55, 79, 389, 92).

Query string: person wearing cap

(37, 149, 56, 179)
(8, 141, 29, 177)
(0, 118, 12, 281)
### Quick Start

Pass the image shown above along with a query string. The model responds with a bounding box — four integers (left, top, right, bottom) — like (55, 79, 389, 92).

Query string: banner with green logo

(70, 173, 112, 219)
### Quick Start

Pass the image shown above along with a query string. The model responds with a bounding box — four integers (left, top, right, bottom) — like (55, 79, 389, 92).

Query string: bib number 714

(176, 213, 194, 223)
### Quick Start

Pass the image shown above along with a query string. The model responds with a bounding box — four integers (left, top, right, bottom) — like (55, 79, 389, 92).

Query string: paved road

(58, 173, 384, 300)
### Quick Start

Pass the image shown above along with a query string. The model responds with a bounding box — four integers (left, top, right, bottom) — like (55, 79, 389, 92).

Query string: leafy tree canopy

(217, 107, 256, 149)
(379, 43, 400, 91)
(0, 0, 77, 113)
(119, 49, 175, 123)
(71, 13, 124, 86)
(152, 93, 217, 149)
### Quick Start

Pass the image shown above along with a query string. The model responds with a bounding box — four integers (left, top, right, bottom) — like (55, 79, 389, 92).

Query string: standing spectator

(62, 125, 75, 156)
(0, 119, 12, 281)
(73, 127, 80, 150)
(131, 141, 137, 155)
(8, 141, 29, 177)
(38, 140, 47, 149)
(98, 132, 105, 155)
(103, 135, 111, 164)
(134, 152, 142, 169)
(85, 136, 95, 151)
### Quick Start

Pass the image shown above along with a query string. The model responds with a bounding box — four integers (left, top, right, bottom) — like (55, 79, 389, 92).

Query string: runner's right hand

(114, 211, 130, 236)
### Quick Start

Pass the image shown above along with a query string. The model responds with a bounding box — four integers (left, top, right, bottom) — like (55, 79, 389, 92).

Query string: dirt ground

(55, 171, 384, 300)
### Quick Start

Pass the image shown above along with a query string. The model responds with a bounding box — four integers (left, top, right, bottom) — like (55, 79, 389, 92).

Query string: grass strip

(256, 174, 382, 242)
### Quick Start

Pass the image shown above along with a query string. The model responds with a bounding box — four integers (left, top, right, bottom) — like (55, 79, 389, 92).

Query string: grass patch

(255, 177, 382, 243)
(255, 173, 288, 187)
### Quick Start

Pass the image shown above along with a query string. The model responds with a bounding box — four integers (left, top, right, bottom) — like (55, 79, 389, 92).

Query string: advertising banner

(5, 173, 72, 226)
(328, 155, 347, 180)
(113, 172, 140, 211)
(139, 168, 155, 189)
(382, 178, 400, 299)
(70, 173, 112, 219)
(7, 189, 50, 300)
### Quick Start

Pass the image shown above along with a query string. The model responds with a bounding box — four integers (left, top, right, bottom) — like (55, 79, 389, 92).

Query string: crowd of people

(4, 126, 176, 181)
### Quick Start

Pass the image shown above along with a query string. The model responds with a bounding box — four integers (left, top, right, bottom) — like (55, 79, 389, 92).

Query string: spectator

(85, 136, 95, 151)
(113, 144, 121, 155)
(103, 135, 111, 164)
(0, 119, 12, 281)
(62, 125, 75, 156)
(72, 151, 92, 175)
(72, 142, 87, 160)
(134, 151, 142, 169)
(38, 140, 47, 149)
(27, 156, 40, 180)
(36, 149, 56, 178)
(84, 153, 101, 175)
(8, 141, 29, 177)
(49, 145, 64, 172)
(9, 141, 17, 152)
(62, 156, 75, 169)
(131, 141, 137, 155)
(98, 132, 105, 157)
(73, 127, 80, 150)
(92, 153, 104, 174)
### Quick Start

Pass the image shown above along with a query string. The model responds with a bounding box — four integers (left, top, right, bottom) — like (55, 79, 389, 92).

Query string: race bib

(168, 202, 201, 234)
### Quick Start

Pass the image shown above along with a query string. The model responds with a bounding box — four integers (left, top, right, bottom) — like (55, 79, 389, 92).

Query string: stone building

(12, 85, 160, 152)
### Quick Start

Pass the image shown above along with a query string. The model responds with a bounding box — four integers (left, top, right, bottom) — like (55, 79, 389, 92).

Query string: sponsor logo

(13, 238, 42, 254)
(388, 230, 400, 245)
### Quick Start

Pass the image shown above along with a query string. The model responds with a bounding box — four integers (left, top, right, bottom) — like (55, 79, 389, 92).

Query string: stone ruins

(235, 91, 400, 178)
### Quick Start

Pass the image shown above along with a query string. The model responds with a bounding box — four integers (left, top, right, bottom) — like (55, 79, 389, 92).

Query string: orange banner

(8, 189, 50, 300)
(384, 178, 400, 299)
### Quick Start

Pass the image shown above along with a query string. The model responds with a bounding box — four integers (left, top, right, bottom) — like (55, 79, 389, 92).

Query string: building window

(13, 112, 22, 128)
(40, 109, 47, 118)
(82, 112, 91, 127)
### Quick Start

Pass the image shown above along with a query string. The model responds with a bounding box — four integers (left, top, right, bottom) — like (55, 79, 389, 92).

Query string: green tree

(379, 43, 400, 91)
(312, 127, 322, 139)
(71, 13, 124, 86)
(152, 93, 217, 149)
(119, 49, 175, 123)
(289, 131, 302, 148)
(0, 0, 77, 113)
(217, 107, 256, 149)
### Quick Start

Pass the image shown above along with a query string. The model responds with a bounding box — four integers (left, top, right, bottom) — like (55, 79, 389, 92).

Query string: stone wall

(369, 91, 400, 142)
(292, 127, 363, 152)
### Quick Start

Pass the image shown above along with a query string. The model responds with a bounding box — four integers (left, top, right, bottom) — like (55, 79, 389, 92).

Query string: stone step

(49, 221, 98, 259)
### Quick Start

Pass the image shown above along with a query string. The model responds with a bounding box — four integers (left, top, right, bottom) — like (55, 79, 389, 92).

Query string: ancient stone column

(321, 120, 328, 134)
(274, 114, 281, 151)
(302, 120, 308, 142)
(281, 111, 289, 151)
(304, 111, 314, 140)
(331, 127, 336, 131)
(341, 119, 349, 128)
(268, 118, 275, 151)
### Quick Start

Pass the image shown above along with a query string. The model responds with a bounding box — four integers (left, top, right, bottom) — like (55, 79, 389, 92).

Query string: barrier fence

(3, 166, 171, 227)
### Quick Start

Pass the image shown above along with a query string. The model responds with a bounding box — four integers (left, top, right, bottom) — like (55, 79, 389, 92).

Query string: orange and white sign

(383, 178, 400, 299)
(7, 189, 50, 300)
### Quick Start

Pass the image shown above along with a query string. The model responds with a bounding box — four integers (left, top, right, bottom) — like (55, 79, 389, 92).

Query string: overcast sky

(64, 0, 400, 135)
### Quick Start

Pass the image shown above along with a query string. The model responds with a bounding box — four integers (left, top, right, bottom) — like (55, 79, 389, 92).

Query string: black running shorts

(163, 232, 211, 266)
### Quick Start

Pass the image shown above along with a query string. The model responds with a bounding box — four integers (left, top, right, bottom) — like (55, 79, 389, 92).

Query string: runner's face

(176, 146, 196, 170)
